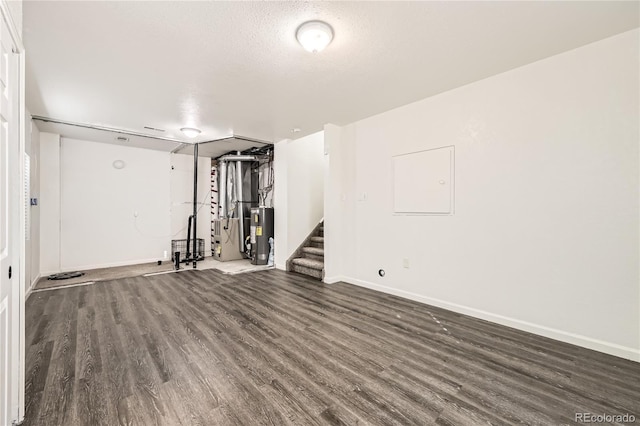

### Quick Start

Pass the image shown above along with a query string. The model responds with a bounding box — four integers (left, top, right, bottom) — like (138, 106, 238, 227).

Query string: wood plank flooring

(23, 269, 640, 425)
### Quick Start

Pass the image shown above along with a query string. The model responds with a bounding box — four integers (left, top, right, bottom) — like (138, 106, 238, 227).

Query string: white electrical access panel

(393, 145, 454, 215)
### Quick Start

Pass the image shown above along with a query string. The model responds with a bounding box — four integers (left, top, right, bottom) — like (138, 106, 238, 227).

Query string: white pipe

(236, 160, 245, 253)
(218, 161, 228, 218)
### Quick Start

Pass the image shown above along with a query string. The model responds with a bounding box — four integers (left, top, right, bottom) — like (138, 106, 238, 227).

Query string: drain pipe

(192, 143, 199, 268)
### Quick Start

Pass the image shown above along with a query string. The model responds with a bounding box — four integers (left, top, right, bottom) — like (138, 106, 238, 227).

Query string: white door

(0, 10, 19, 426)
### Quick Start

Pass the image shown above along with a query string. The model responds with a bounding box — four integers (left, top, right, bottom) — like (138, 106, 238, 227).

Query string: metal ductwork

(218, 160, 228, 219)
(235, 159, 246, 253)
(218, 154, 258, 162)
(217, 155, 256, 219)
(217, 153, 259, 253)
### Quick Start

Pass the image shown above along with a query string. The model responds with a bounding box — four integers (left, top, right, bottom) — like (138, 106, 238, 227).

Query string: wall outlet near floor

(403, 258, 410, 269)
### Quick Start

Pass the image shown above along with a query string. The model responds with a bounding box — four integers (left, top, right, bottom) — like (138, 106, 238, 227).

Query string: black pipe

(192, 143, 199, 269)
(186, 215, 193, 259)
(174, 251, 181, 270)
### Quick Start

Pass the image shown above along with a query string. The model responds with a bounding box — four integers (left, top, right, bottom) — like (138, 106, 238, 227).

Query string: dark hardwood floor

(23, 269, 640, 425)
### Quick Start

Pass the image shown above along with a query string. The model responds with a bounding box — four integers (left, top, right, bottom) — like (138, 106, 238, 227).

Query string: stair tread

(310, 236, 324, 242)
(292, 257, 324, 270)
(302, 246, 324, 255)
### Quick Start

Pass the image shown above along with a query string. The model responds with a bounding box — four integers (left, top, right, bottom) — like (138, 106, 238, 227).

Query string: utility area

(212, 145, 274, 265)
(172, 138, 275, 270)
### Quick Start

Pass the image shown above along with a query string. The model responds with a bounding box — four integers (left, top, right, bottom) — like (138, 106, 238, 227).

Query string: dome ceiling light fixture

(296, 20, 334, 53)
(180, 127, 201, 138)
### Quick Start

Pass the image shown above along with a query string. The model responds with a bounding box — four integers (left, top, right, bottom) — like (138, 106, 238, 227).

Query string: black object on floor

(47, 271, 85, 280)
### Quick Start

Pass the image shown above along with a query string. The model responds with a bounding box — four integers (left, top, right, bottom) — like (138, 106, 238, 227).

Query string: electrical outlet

(403, 258, 410, 269)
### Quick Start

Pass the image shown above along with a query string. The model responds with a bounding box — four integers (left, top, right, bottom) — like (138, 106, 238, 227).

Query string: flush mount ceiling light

(296, 20, 333, 53)
(180, 127, 201, 138)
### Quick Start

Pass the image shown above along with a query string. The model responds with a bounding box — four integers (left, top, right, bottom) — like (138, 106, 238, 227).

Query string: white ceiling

(24, 1, 639, 150)
(32, 118, 271, 155)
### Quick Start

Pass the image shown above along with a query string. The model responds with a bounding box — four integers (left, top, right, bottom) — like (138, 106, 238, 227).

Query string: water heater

(249, 207, 274, 265)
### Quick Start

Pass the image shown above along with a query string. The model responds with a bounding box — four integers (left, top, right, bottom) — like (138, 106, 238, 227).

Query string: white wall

(39, 132, 60, 274)
(38, 136, 214, 272)
(273, 140, 289, 268)
(169, 153, 212, 258)
(58, 138, 172, 270)
(274, 132, 325, 268)
(326, 29, 640, 361)
(24, 116, 40, 291)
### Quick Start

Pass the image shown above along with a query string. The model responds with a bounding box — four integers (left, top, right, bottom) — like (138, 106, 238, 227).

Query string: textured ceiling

(24, 1, 639, 149)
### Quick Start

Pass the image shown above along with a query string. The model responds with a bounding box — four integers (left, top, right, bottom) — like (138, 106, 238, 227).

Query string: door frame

(0, 0, 25, 423)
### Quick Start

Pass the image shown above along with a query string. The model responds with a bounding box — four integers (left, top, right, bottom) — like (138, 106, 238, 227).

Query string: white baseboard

(323, 275, 346, 285)
(341, 276, 640, 363)
(25, 273, 40, 301)
(276, 263, 286, 271)
(42, 257, 163, 275)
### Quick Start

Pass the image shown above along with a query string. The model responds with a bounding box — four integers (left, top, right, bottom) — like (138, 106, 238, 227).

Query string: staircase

(287, 221, 324, 280)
